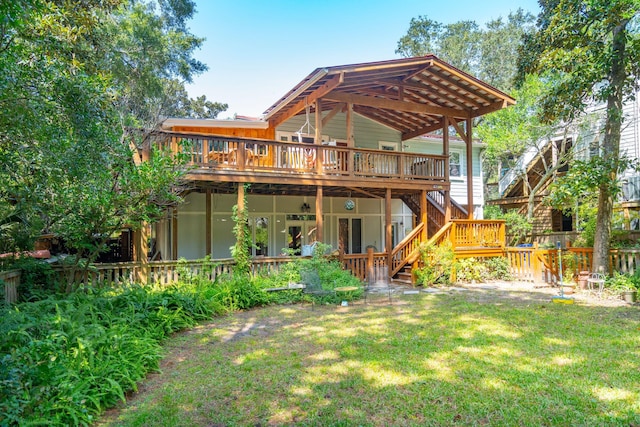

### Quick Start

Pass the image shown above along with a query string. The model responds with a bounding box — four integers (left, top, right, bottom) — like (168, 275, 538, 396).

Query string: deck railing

(152, 131, 447, 182)
(450, 220, 506, 249)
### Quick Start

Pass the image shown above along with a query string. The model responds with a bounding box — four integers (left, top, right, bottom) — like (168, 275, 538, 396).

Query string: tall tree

(476, 74, 576, 219)
(518, 0, 640, 272)
(396, 9, 535, 91)
(0, 1, 222, 283)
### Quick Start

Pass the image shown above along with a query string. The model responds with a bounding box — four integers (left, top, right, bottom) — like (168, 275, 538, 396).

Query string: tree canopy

(396, 9, 535, 92)
(518, 0, 640, 272)
(0, 1, 224, 271)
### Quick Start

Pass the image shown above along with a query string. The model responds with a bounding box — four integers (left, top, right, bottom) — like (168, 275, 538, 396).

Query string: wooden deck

(152, 131, 448, 192)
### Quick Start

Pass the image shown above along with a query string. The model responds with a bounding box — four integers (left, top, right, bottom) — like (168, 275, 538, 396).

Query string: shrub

(484, 257, 513, 280)
(414, 242, 455, 286)
(455, 257, 514, 283)
(0, 250, 362, 425)
(455, 258, 488, 282)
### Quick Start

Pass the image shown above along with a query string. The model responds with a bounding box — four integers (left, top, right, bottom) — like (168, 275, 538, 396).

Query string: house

(140, 56, 515, 280)
(488, 86, 640, 244)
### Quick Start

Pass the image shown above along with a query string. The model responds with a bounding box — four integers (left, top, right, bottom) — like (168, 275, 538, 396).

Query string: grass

(99, 289, 640, 427)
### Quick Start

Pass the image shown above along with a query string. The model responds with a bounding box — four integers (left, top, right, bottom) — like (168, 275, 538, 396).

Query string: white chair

(587, 273, 606, 296)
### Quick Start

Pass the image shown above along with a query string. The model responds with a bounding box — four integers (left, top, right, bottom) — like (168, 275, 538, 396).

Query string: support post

(206, 189, 212, 256)
(367, 246, 374, 285)
(443, 117, 452, 222)
(315, 98, 323, 174)
(172, 207, 178, 260)
(316, 186, 323, 242)
(385, 188, 392, 280)
(420, 189, 428, 240)
(466, 116, 474, 219)
(133, 224, 149, 284)
(347, 102, 355, 176)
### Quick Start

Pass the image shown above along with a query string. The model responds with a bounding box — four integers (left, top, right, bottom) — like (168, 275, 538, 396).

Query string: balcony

(153, 131, 448, 191)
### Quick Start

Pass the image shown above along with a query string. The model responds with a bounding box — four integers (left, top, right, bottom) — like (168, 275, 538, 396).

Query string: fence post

(532, 242, 541, 284)
(366, 247, 374, 285)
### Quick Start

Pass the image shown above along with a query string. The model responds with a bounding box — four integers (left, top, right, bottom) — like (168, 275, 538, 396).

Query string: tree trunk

(592, 20, 628, 273)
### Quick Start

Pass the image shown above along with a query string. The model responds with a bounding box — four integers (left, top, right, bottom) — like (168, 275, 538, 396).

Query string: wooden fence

(51, 257, 300, 288)
(0, 269, 21, 304)
(5, 246, 640, 303)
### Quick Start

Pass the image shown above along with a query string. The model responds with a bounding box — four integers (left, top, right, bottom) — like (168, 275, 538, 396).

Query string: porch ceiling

(263, 55, 515, 140)
(192, 182, 421, 200)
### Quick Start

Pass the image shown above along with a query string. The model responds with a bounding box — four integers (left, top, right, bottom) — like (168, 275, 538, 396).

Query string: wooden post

(237, 144, 246, 171)
(172, 207, 178, 260)
(347, 102, 355, 176)
(133, 224, 149, 284)
(420, 189, 428, 240)
(499, 221, 506, 248)
(443, 117, 452, 222)
(366, 246, 374, 285)
(385, 188, 392, 280)
(315, 98, 323, 174)
(206, 189, 212, 256)
(532, 242, 541, 284)
(316, 185, 323, 242)
(466, 117, 474, 219)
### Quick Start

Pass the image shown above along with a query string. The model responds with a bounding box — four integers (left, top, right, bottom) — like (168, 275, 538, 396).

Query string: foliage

(0, 1, 225, 276)
(0, 251, 364, 424)
(396, 9, 535, 91)
(0, 257, 58, 302)
(414, 241, 456, 286)
(485, 206, 532, 245)
(518, 0, 640, 273)
(230, 184, 252, 277)
(455, 257, 514, 283)
(606, 271, 639, 293)
(477, 74, 567, 187)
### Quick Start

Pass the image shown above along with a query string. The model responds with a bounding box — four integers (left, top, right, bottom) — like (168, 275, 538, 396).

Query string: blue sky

(186, 0, 541, 118)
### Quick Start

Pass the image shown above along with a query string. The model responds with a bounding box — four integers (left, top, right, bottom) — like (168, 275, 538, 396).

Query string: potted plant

(607, 272, 637, 303)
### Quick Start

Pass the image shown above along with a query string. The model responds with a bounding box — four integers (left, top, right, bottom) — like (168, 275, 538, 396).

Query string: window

(252, 217, 269, 256)
(378, 141, 398, 151)
(449, 150, 462, 177)
(276, 131, 329, 144)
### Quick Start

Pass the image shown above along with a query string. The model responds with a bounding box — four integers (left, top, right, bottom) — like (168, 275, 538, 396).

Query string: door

(339, 218, 362, 254)
(286, 221, 316, 255)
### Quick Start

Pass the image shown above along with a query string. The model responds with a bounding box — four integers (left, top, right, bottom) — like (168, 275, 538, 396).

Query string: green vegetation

(518, 0, 640, 273)
(414, 242, 456, 286)
(0, 1, 226, 280)
(0, 252, 359, 425)
(100, 292, 640, 426)
(456, 257, 513, 283)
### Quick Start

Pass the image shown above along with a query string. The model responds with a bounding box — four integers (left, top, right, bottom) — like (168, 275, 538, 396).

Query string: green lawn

(99, 290, 640, 426)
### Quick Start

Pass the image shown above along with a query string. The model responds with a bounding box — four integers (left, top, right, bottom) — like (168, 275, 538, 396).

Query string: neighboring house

(488, 86, 640, 243)
(140, 56, 514, 280)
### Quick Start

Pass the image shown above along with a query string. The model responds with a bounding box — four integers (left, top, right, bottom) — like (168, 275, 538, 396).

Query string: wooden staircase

(400, 190, 468, 236)
(391, 221, 507, 285)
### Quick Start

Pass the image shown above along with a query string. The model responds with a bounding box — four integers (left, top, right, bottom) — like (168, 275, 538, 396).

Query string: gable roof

(263, 55, 515, 140)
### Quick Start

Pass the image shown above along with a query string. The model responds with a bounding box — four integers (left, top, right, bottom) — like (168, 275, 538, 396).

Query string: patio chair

(587, 272, 606, 296)
(300, 268, 334, 309)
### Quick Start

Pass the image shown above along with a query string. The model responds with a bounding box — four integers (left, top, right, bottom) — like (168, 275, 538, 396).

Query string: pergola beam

(270, 73, 344, 128)
(324, 91, 469, 119)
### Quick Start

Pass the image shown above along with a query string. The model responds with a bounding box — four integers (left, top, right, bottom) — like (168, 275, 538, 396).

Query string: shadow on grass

(99, 291, 640, 426)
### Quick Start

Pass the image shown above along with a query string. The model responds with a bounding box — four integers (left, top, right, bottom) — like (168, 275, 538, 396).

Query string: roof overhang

(162, 118, 269, 130)
(263, 55, 515, 140)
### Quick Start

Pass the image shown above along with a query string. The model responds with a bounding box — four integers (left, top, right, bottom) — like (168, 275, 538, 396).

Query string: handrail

(150, 131, 447, 182)
(390, 222, 425, 277)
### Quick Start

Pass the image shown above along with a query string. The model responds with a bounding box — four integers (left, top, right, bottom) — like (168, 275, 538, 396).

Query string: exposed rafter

(270, 73, 344, 127)
(324, 91, 468, 119)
